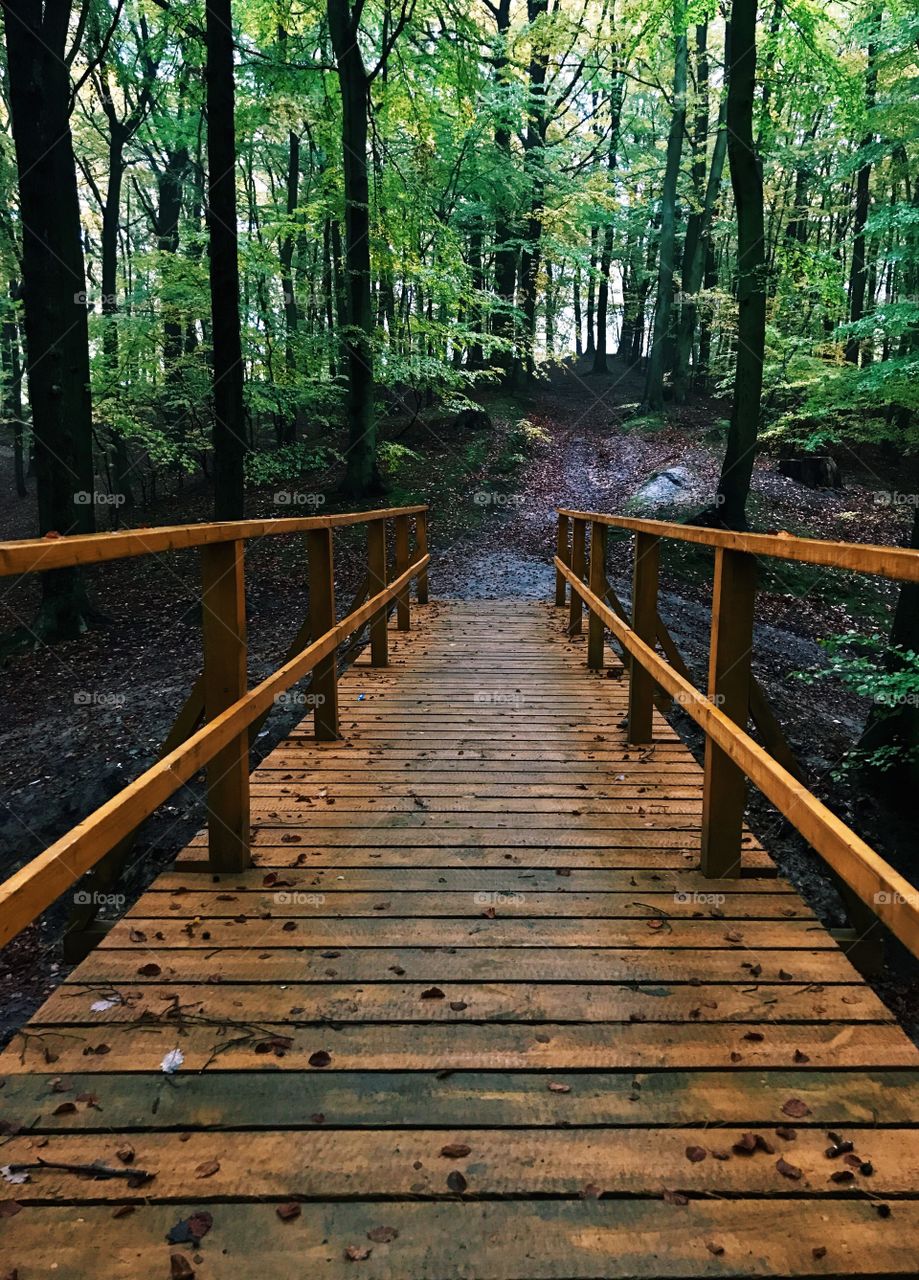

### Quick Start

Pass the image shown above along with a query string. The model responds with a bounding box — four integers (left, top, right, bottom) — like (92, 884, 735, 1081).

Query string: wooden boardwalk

(2, 599, 919, 1277)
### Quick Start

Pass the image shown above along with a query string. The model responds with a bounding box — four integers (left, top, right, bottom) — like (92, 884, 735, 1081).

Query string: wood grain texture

(3, 599, 917, 1278)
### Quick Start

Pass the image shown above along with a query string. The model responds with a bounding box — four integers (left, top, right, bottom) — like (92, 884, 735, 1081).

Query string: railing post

(416, 510, 429, 604)
(701, 547, 757, 877)
(587, 520, 607, 670)
(568, 518, 586, 634)
(555, 513, 570, 607)
(307, 527, 340, 740)
(367, 518, 389, 666)
(627, 533, 660, 743)
(394, 513, 411, 630)
(200, 539, 251, 872)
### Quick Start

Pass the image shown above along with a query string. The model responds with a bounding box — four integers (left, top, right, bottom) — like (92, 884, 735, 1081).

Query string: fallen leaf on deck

(277, 1203, 301, 1221)
(440, 1143, 471, 1158)
(161, 1049, 184, 1074)
(781, 1098, 811, 1118)
(194, 1159, 220, 1179)
(344, 1245, 372, 1261)
(170, 1254, 195, 1280)
(166, 1211, 213, 1244)
(367, 1226, 399, 1243)
(308, 1050, 332, 1068)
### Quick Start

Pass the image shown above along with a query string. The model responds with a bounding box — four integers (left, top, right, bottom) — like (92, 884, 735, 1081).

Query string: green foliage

(245, 444, 343, 487)
(794, 632, 919, 774)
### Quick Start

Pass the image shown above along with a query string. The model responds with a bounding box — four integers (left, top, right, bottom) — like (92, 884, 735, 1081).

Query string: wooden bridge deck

(2, 599, 919, 1277)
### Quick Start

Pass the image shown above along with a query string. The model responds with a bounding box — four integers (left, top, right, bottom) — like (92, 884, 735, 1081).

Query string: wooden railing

(555, 507, 919, 961)
(0, 505, 430, 949)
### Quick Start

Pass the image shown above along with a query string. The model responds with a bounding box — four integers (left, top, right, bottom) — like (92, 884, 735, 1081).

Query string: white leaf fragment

(161, 1048, 184, 1074)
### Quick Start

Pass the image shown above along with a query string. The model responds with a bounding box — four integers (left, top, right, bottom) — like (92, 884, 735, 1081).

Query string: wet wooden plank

(4, 1020, 914, 1074)
(4, 1200, 919, 1279)
(3, 1125, 917, 1203)
(70, 944, 865, 985)
(4, 1069, 914, 1132)
(35, 979, 890, 1026)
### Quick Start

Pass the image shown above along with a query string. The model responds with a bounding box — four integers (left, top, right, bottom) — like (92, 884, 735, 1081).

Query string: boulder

(626, 466, 697, 513)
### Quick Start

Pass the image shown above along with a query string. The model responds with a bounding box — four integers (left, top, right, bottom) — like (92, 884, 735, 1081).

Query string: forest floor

(1, 354, 917, 1044)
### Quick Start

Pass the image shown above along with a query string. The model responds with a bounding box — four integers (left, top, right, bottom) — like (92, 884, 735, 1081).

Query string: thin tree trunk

(592, 57, 626, 375)
(845, 7, 880, 365)
(206, 0, 247, 519)
(2, 293, 26, 497)
(643, 8, 687, 409)
(673, 22, 729, 403)
(328, 0, 382, 495)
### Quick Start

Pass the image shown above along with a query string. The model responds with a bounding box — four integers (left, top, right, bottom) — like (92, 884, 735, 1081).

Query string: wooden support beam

(700, 548, 757, 877)
(555, 555, 919, 960)
(394, 514, 411, 630)
(555, 514, 570, 607)
(415, 511, 429, 604)
(587, 521, 607, 670)
(200, 539, 251, 873)
(307, 528, 340, 740)
(367, 520, 389, 667)
(568, 519, 586, 634)
(627, 533, 660, 743)
(0, 554, 428, 948)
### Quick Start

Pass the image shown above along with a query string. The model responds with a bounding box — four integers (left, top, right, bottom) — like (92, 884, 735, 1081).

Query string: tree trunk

(2, 292, 26, 498)
(844, 7, 880, 365)
(643, 8, 687, 409)
(573, 268, 583, 356)
(585, 225, 597, 354)
(592, 59, 626, 376)
(2, 0, 96, 640)
(279, 128, 301, 430)
(713, 0, 766, 529)
(328, 0, 382, 495)
(491, 0, 519, 382)
(858, 504, 919, 803)
(673, 22, 729, 403)
(206, 0, 247, 519)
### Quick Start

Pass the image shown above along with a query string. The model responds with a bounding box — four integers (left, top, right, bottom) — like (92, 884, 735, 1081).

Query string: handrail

(557, 509, 919, 583)
(554, 508, 919, 962)
(0, 505, 429, 949)
(0, 505, 429, 577)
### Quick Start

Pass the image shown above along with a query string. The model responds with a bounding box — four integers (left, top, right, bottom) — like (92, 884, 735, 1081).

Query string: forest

(3, 7, 919, 1266)
(0, 4, 917, 903)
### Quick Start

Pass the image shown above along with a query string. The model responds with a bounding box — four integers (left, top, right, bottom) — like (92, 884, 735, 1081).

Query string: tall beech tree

(713, 0, 766, 529)
(206, 0, 246, 520)
(643, 4, 687, 410)
(2, 0, 98, 639)
(327, 0, 414, 495)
